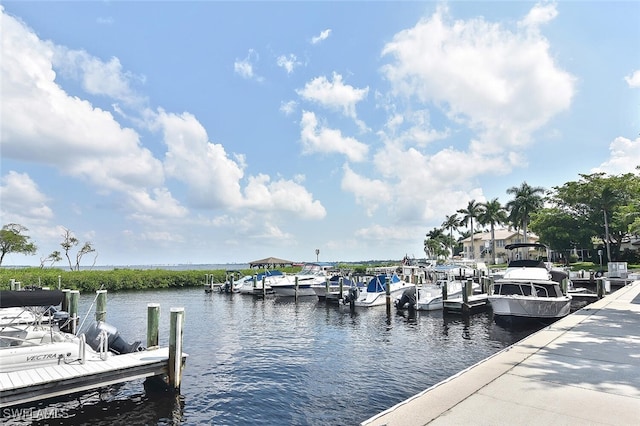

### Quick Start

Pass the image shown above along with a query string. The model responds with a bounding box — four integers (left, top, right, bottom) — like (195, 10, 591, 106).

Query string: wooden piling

(295, 276, 299, 300)
(95, 290, 107, 322)
(442, 281, 448, 301)
(147, 303, 160, 349)
(339, 277, 344, 299)
(597, 278, 604, 299)
(262, 276, 266, 298)
(70, 290, 79, 334)
(385, 276, 391, 316)
(169, 307, 185, 390)
(463, 279, 472, 304)
(61, 289, 70, 313)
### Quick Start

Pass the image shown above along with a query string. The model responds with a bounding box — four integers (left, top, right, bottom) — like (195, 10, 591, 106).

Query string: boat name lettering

(26, 353, 61, 362)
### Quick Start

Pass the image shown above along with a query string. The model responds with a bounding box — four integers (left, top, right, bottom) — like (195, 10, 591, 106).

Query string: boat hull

(270, 282, 317, 297)
(488, 295, 572, 319)
(354, 283, 415, 307)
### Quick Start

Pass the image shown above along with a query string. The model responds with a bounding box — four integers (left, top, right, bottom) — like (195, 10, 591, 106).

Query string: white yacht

(487, 243, 572, 320)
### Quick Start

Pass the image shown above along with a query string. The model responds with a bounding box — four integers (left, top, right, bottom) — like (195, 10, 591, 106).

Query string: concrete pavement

(362, 280, 640, 425)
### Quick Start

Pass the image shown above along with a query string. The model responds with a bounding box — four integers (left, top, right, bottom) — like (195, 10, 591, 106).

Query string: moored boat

(353, 273, 415, 307)
(487, 243, 572, 320)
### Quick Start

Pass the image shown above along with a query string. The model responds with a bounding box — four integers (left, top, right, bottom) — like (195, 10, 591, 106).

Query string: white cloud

(625, 70, 640, 88)
(234, 49, 263, 82)
(297, 72, 369, 120)
(311, 29, 331, 44)
(591, 136, 640, 175)
(0, 171, 54, 224)
(280, 100, 297, 115)
(519, 1, 558, 29)
(276, 53, 301, 74)
(341, 164, 391, 216)
(299, 111, 369, 162)
(243, 174, 327, 220)
(380, 3, 575, 156)
(53, 47, 145, 105)
(0, 10, 166, 197)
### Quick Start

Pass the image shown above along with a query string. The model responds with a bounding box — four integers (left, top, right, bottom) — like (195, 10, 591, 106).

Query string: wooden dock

(443, 294, 489, 313)
(0, 347, 188, 408)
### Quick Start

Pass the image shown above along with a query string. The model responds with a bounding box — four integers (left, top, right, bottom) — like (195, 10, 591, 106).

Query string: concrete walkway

(362, 281, 640, 426)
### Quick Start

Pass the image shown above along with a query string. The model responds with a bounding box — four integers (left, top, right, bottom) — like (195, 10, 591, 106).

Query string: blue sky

(1, 1, 639, 267)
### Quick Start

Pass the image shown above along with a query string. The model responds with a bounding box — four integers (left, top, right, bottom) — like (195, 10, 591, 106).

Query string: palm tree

(423, 227, 448, 260)
(478, 198, 508, 265)
(506, 182, 545, 244)
(457, 200, 484, 260)
(441, 214, 460, 259)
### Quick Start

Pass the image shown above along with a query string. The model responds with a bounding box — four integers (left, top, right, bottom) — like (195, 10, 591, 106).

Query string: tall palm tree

(441, 214, 460, 259)
(457, 200, 483, 260)
(478, 198, 508, 265)
(506, 182, 545, 244)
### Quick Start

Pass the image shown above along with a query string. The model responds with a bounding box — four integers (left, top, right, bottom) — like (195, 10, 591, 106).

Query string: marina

(0, 268, 638, 425)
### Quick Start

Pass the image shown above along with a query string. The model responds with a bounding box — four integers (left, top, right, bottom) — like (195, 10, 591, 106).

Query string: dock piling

(147, 303, 160, 349)
(169, 307, 185, 390)
(95, 289, 107, 322)
(70, 290, 79, 334)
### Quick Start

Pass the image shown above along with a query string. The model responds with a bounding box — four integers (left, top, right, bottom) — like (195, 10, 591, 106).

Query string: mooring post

(325, 278, 330, 299)
(561, 278, 568, 295)
(262, 276, 266, 298)
(385, 276, 391, 308)
(385, 276, 391, 316)
(295, 276, 299, 300)
(169, 307, 185, 390)
(464, 279, 471, 304)
(95, 289, 107, 322)
(339, 277, 344, 299)
(597, 278, 604, 299)
(70, 290, 80, 334)
(147, 303, 160, 349)
(442, 281, 448, 301)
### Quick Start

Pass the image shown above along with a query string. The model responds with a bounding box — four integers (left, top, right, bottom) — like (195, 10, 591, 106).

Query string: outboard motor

(343, 285, 360, 305)
(84, 321, 144, 354)
(395, 287, 417, 310)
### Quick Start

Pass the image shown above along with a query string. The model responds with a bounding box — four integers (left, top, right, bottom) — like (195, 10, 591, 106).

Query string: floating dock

(0, 347, 187, 408)
(362, 279, 640, 425)
(442, 293, 489, 313)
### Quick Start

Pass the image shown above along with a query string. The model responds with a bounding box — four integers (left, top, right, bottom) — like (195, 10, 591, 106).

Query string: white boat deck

(0, 347, 186, 407)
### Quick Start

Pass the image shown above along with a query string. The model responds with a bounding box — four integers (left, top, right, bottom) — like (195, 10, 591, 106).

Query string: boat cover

(0, 290, 65, 308)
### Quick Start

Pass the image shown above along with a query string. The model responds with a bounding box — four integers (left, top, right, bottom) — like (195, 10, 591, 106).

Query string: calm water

(6, 288, 546, 425)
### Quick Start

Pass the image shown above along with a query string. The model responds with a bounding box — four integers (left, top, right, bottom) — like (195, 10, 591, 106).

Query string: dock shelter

(249, 257, 295, 269)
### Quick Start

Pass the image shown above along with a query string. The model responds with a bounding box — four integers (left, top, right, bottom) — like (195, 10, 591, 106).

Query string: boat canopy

(504, 243, 548, 251)
(0, 290, 64, 308)
(366, 274, 400, 293)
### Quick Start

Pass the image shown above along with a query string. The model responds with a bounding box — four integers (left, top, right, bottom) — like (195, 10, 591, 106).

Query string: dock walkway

(0, 347, 184, 407)
(362, 280, 640, 425)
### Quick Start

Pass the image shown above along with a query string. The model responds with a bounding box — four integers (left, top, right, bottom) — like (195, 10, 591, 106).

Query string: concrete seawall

(362, 280, 640, 425)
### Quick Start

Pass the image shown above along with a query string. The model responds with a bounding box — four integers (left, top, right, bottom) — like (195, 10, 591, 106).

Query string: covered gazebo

(249, 256, 295, 269)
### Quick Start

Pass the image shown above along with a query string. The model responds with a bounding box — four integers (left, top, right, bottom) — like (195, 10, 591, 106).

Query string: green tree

(529, 208, 593, 264)
(549, 172, 640, 262)
(60, 228, 96, 271)
(423, 227, 449, 260)
(0, 223, 37, 266)
(441, 214, 460, 260)
(478, 198, 508, 265)
(506, 182, 545, 243)
(40, 250, 62, 269)
(457, 200, 484, 259)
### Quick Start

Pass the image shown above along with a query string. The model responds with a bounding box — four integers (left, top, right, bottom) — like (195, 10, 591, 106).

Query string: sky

(1, 1, 639, 267)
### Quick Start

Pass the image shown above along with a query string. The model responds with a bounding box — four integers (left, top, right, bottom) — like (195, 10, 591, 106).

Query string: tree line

(0, 225, 95, 270)
(424, 170, 640, 265)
